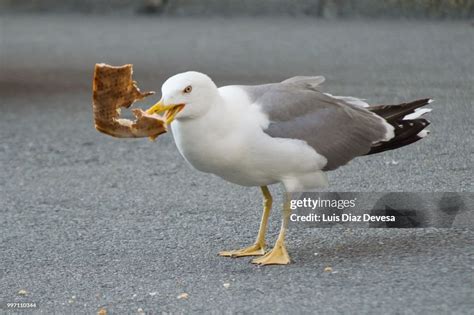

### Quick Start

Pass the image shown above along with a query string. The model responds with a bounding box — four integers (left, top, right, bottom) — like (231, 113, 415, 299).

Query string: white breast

(170, 86, 260, 184)
(171, 116, 240, 174)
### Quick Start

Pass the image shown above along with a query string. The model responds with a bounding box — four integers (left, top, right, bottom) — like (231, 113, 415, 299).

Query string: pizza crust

(92, 63, 166, 139)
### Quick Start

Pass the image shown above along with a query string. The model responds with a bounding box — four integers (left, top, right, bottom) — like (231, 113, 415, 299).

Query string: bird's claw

(251, 243, 290, 265)
(219, 243, 266, 257)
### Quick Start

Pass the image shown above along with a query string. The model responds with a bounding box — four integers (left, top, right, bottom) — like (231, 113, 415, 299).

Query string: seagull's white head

(146, 71, 218, 124)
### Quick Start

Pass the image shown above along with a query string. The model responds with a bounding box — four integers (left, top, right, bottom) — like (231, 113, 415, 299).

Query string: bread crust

(92, 63, 166, 138)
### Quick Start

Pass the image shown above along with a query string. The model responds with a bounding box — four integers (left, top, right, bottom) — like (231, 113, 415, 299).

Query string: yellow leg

(219, 186, 272, 257)
(252, 193, 291, 265)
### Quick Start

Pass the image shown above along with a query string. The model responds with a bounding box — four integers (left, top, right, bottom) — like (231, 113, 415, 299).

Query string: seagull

(146, 72, 432, 265)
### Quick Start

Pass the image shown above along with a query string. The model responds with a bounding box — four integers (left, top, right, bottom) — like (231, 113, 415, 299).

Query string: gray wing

(240, 76, 390, 171)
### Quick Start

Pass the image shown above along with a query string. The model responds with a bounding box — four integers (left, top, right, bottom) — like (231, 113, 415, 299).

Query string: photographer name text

(290, 213, 395, 222)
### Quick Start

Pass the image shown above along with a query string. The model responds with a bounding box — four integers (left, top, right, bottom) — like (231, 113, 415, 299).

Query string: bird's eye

(183, 85, 192, 93)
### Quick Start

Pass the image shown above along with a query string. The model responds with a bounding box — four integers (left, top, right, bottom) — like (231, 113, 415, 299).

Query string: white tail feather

(417, 130, 430, 138)
(404, 108, 432, 120)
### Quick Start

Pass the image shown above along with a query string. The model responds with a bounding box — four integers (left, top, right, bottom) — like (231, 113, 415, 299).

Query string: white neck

(175, 91, 238, 135)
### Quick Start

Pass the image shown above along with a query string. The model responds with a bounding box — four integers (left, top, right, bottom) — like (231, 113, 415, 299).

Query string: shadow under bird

(146, 72, 432, 265)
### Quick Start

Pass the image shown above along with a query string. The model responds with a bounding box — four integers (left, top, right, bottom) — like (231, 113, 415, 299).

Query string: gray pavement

(0, 15, 473, 314)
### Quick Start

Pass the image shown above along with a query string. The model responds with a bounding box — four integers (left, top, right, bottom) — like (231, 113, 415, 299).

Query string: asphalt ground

(0, 15, 473, 314)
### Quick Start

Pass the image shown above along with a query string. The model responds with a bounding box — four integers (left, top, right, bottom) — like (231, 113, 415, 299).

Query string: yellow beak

(146, 99, 185, 125)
